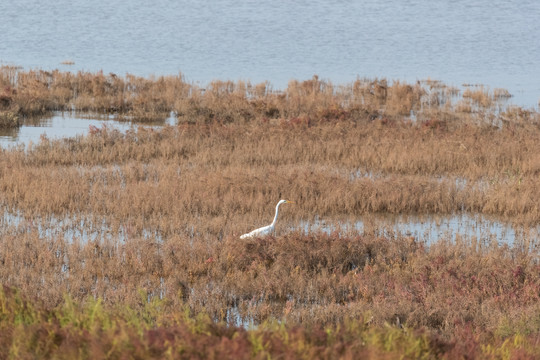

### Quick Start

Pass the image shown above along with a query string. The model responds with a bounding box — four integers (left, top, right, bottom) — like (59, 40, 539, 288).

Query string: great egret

(240, 199, 294, 239)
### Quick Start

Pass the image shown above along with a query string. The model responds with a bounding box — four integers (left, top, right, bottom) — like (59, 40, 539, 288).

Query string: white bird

(240, 200, 294, 239)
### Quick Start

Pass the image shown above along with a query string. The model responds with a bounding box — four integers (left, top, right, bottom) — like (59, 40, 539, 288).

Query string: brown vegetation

(2, 118, 540, 234)
(2, 66, 530, 127)
(0, 66, 187, 122)
(1, 67, 540, 357)
(1, 229, 539, 358)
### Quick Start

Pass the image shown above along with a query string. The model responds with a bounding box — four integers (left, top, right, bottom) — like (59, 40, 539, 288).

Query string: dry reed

(2, 118, 540, 236)
(1, 66, 540, 357)
(2, 66, 529, 127)
(0, 66, 189, 122)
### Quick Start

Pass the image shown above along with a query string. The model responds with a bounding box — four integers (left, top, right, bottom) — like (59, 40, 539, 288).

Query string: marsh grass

(3, 117, 540, 234)
(1, 232, 539, 358)
(0, 67, 188, 122)
(1, 66, 526, 127)
(1, 66, 540, 358)
(0, 110, 19, 128)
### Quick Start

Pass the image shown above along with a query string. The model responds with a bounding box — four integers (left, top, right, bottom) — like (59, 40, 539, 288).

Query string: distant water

(1, 0, 539, 107)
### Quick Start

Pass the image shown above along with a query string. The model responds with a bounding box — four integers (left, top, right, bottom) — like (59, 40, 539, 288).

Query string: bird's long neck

(271, 202, 281, 226)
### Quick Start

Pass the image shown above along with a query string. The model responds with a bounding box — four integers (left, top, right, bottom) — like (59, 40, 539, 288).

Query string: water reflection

(0, 111, 175, 148)
(2, 205, 538, 247)
(298, 213, 540, 246)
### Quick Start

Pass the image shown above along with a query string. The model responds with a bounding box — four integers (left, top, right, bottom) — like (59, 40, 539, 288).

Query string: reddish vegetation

(1, 67, 540, 358)
(1, 234, 540, 358)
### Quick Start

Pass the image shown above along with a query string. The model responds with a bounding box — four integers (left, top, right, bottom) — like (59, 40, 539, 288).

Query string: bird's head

(279, 199, 294, 205)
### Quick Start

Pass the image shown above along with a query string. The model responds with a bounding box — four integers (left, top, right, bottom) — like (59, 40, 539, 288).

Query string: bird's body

(240, 199, 293, 239)
(240, 223, 274, 239)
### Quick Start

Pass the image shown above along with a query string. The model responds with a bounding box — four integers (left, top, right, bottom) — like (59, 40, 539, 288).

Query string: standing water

(0, 112, 176, 148)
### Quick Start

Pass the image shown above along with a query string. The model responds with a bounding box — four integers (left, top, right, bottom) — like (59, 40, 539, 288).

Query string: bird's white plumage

(240, 200, 293, 239)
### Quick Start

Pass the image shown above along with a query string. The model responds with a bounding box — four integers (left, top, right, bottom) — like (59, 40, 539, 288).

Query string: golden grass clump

(0, 85, 20, 128)
(0, 110, 19, 128)
(385, 80, 424, 116)
(463, 86, 494, 108)
(0, 66, 189, 122)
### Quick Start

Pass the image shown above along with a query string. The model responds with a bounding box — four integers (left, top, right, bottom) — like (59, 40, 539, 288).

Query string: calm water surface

(299, 214, 540, 246)
(2, 207, 538, 246)
(0, 112, 175, 148)
(1, 0, 539, 107)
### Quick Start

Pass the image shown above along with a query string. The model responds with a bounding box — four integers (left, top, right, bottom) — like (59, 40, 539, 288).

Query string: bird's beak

(286, 200, 295, 204)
